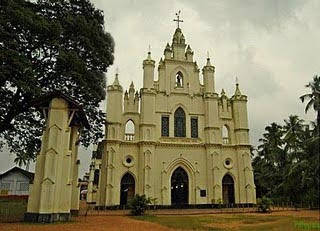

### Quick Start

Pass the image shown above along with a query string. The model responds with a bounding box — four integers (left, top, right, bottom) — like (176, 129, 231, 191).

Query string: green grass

(132, 214, 320, 230)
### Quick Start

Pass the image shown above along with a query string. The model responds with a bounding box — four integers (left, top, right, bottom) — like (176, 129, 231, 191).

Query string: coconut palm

(283, 115, 304, 160)
(258, 122, 284, 165)
(14, 152, 31, 170)
(300, 75, 320, 127)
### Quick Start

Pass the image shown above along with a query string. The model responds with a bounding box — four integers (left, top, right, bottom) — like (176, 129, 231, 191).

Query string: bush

(129, 194, 151, 215)
(257, 197, 272, 213)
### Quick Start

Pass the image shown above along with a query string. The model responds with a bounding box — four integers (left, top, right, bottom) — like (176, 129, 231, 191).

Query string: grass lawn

(132, 212, 320, 230)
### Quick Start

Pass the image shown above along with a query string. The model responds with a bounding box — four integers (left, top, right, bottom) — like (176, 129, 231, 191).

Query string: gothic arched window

(222, 125, 229, 144)
(174, 107, 186, 137)
(175, 72, 183, 87)
(125, 120, 135, 141)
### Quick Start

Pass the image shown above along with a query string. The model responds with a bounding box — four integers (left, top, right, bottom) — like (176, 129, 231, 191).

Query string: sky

(0, 0, 319, 177)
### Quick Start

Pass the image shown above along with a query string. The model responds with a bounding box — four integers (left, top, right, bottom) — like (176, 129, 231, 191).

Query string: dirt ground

(0, 210, 318, 231)
(0, 215, 173, 231)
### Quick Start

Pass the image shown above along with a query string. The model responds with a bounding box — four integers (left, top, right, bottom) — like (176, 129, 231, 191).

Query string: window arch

(175, 72, 183, 87)
(222, 125, 229, 144)
(125, 120, 135, 141)
(174, 107, 186, 137)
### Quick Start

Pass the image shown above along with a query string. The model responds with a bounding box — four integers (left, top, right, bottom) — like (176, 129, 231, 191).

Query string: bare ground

(0, 209, 318, 231)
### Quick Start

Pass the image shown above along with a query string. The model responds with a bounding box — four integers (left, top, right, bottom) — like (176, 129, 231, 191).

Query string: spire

(129, 81, 134, 90)
(165, 43, 171, 51)
(113, 70, 120, 85)
(206, 51, 212, 66)
(147, 45, 152, 60)
(221, 88, 226, 96)
(234, 78, 242, 96)
(186, 45, 193, 54)
(172, 28, 185, 44)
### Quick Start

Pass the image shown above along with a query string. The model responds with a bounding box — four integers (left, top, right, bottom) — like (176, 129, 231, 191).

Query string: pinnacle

(130, 81, 134, 89)
(234, 83, 242, 96)
(113, 74, 120, 85)
(206, 57, 212, 66)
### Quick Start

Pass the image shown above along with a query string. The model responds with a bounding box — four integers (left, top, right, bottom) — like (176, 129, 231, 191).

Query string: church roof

(33, 91, 90, 129)
(0, 167, 34, 183)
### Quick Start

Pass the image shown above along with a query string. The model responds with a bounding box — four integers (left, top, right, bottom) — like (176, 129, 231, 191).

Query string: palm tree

(300, 75, 320, 128)
(283, 115, 304, 160)
(14, 152, 31, 170)
(258, 122, 284, 165)
(300, 75, 320, 168)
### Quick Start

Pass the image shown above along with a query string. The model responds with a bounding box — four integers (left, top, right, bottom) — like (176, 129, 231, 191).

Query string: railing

(124, 133, 135, 141)
(222, 137, 230, 144)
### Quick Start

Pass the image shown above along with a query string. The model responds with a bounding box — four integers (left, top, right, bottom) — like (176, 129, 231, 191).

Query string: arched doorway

(171, 167, 188, 205)
(120, 173, 135, 205)
(222, 174, 235, 204)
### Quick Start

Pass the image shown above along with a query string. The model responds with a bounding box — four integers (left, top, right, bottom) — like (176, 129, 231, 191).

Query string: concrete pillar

(25, 95, 86, 222)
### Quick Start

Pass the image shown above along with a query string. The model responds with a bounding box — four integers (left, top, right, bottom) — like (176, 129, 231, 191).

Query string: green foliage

(0, 0, 114, 163)
(256, 197, 272, 213)
(129, 194, 151, 216)
(253, 76, 320, 206)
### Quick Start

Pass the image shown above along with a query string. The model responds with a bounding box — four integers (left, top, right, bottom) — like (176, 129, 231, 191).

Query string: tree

(300, 75, 320, 163)
(253, 115, 319, 205)
(0, 0, 114, 164)
(300, 75, 320, 130)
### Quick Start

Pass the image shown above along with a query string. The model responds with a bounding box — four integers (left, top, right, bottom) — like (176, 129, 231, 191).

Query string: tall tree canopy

(0, 0, 114, 165)
(253, 76, 320, 205)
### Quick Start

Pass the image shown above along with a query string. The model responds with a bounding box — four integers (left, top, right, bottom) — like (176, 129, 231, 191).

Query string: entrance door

(222, 174, 235, 204)
(171, 167, 188, 205)
(120, 173, 135, 205)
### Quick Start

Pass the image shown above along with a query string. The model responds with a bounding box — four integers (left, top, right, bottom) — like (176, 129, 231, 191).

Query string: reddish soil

(0, 215, 173, 231)
(0, 209, 318, 231)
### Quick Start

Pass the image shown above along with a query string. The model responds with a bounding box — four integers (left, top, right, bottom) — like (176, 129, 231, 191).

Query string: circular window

(224, 158, 233, 169)
(126, 157, 132, 164)
(123, 155, 134, 167)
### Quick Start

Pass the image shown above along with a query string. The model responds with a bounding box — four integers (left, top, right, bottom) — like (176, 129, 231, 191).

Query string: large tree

(0, 0, 114, 163)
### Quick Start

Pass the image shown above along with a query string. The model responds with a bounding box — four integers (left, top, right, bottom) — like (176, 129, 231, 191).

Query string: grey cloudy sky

(1, 0, 319, 176)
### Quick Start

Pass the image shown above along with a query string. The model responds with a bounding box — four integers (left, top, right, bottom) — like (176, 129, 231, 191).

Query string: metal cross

(173, 10, 183, 28)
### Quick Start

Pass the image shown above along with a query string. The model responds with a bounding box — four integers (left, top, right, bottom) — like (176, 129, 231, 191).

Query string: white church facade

(94, 26, 256, 207)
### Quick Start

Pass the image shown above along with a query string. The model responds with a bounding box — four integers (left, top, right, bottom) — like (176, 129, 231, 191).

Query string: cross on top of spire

(173, 10, 183, 28)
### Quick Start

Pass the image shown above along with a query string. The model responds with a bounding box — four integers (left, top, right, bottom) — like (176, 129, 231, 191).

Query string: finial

(113, 68, 120, 85)
(206, 51, 212, 66)
(147, 45, 151, 60)
(173, 10, 183, 28)
(130, 81, 134, 89)
(234, 77, 242, 96)
(221, 88, 225, 96)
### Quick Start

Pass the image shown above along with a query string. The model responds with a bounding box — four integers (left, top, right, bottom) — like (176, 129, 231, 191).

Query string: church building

(94, 23, 256, 207)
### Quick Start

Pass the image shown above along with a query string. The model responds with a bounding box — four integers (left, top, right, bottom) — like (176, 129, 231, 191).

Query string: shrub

(129, 194, 151, 215)
(150, 197, 158, 210)
(257, 197, 272, 213)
